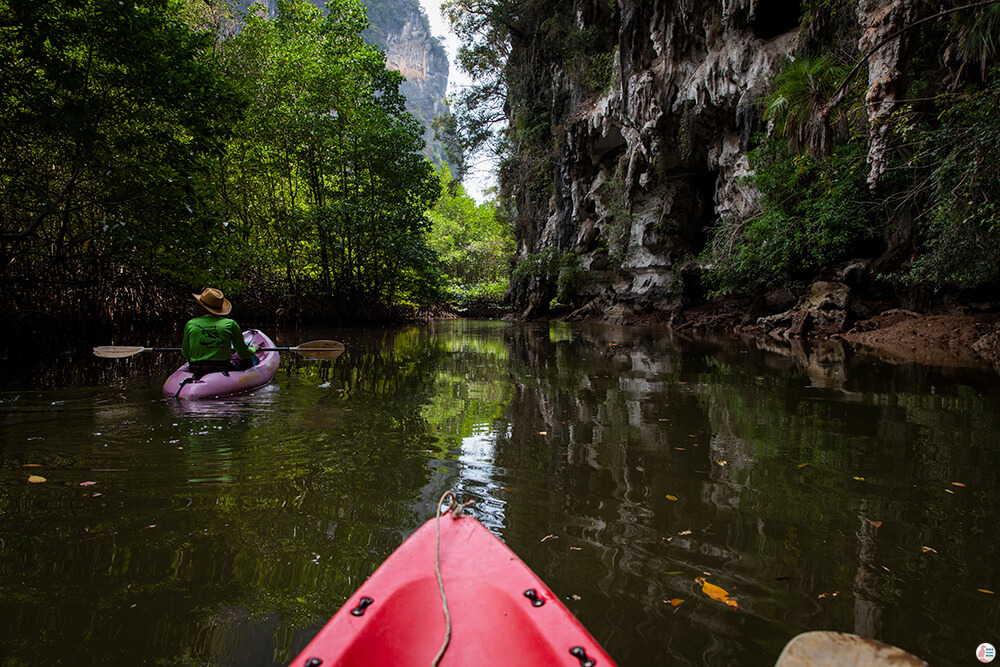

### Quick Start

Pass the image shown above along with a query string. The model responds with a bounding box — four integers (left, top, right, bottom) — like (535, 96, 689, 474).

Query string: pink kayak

(290, 509, 617, 667)
(162, 329, 280, 399)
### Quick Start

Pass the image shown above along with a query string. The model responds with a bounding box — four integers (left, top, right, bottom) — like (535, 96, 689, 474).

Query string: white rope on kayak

(431, 490, 473, 667)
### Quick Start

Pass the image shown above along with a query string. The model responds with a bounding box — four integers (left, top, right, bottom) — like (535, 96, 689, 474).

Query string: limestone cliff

(505, 0, 934, 324)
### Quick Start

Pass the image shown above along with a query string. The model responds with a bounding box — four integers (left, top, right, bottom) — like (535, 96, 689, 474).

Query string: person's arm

(227, 320, 255, 359)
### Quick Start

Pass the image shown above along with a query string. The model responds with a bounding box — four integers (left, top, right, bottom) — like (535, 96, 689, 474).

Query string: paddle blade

(292, 340, 345, 360)
(93, 346, 149, 358)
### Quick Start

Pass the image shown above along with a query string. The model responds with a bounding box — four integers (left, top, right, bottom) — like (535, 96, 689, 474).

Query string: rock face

(508, 0, 919, 323)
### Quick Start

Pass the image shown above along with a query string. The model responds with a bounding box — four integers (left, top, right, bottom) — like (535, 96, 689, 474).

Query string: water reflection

(0, 321, 998, 666)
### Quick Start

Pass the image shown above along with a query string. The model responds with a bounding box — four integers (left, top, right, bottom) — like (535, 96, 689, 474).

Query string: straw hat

(193, 287, 232, 316)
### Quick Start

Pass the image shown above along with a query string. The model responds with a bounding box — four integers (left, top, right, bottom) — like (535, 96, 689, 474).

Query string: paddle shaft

(124, 347, 320, 352)
(92, 339, 345, 359)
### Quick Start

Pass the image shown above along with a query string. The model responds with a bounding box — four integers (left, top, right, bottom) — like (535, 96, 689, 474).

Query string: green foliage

(442, 0, 518, 160)
(906, 75, 1000, 288)
(0, 0, 245, 317)
(600, 174, 633, 270)
(952, 3, 1000, 78)
(512, 246, 583, 304)
(219, 0, 441, 307)
(426, 167, 512, 309)
(762, 55, 854, 155)
(704, 137, 874, 294)
(0, 0, 449, 330)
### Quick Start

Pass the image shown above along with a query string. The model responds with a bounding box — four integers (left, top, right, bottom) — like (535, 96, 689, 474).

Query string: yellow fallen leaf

(22, 463, 42, 468)
(945, 489, 955, 494)
(27, 475, 46, 483)
(853, 476, 865, 481)
(666, 494, 678, 501)
(669, 598, 684, 607)
(797, 463, 809, 468)
(695, 577, 738, 609)
(715, 459, 727, 466)
(979, 589, 995, 594)
(678, 529, 692, 536)
(869, 520, 883, 527)
(921, 546, 937, 554)
(952, 482, 966, 487)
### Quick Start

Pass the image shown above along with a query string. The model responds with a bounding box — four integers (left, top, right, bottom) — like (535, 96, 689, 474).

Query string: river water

(1, 320, 998, 666)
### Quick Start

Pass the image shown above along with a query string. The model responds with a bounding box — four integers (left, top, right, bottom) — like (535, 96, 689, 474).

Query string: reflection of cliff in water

(476, 323, 1000, 664)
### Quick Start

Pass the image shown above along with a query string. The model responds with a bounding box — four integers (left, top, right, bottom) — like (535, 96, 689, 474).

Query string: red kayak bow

(290, 508, 616, 667)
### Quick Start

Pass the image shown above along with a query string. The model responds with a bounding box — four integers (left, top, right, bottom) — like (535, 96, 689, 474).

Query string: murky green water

(1, 320, 999, 666)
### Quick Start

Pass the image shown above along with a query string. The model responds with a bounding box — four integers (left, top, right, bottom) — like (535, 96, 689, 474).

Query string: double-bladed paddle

(93, 339, 345, 361)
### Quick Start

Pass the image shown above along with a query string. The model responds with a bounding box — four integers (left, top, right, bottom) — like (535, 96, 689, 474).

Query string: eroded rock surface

(513, 0, 921, 324)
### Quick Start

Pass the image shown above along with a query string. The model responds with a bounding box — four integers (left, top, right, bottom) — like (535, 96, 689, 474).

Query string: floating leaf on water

(979, 589, 995, 594)
(853, 476, 865, 481)
(868, 520, 883, 527)
(715, 460, 727, 466)
(27, 475, 46, 483)
(538, 431, 547, 435)
(797, 463, 809, 468)
(945, 489, 955, 494)
(669, 598, 684, 607)
(569, 546, 582, 551)
(695, 577, 737, 610)
(540, 534, 557, 542)
(570, 594, 582, 600)
(674, 447, 686, 451)
(678, 530, 692, 536)
(921, 546, 937, 553)
(666, 494, 678, 501)
(665, 570, 682, 575)
(22, 464, 42, 468)
(79, 481, 96, 487)
(952, 482, 966, 487)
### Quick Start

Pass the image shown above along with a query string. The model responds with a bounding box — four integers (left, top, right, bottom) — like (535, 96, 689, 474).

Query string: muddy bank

(671, 289, 1000, 374)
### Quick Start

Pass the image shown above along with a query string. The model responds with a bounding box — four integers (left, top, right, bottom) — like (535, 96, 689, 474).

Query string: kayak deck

(290, 512, 616, 666)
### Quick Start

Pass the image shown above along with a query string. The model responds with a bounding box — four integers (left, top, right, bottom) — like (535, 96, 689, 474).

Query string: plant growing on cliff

(703, 137, 875, 294)
(906, 74, 1000, 288)
(762, 55, 857, 156)
(512, 247, 583, 305)
(599, 174, 634, 271)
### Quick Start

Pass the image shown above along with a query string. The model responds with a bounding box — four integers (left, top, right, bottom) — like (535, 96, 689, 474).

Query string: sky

(418, 0, 497, 202)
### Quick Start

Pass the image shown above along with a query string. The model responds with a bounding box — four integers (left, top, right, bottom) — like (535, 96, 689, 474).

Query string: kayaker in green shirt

(183, 287, 258, 374)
